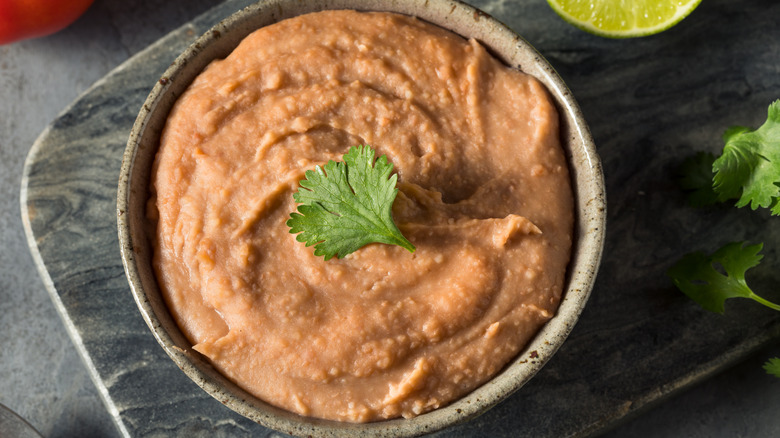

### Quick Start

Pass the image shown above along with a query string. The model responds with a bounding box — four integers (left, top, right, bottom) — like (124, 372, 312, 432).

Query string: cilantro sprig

(667, 242, 779, 314)
(670, 100, 780, 377)
(287, 145, 415, 260)
(713, 101, 780, 214)
(764, 358, 780, 378)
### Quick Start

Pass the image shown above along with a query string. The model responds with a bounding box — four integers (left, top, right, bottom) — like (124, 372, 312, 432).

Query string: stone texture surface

(0, 2, 228, 438)
(5, 0, 780, 437)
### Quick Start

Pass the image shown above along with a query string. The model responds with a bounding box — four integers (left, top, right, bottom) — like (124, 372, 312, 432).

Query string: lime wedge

(547, 0, 702, 38)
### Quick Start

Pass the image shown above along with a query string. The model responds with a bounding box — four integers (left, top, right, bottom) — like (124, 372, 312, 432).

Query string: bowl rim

(117, 0, 606, 436)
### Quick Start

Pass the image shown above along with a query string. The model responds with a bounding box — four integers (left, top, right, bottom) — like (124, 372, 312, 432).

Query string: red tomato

(0, 0, 95, 45)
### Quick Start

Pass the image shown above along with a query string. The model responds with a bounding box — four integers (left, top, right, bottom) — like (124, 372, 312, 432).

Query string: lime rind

(547, 0, 703, 39)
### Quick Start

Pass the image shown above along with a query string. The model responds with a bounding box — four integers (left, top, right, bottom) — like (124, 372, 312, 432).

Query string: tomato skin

(0, 0, 95, 45)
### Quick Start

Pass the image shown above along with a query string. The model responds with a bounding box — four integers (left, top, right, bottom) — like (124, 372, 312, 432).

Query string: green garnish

(286, 145, 415, 260)
(672, 100, 780, 378)
(712, 100, 780, 214)
(667, 242, 778, 314)
(763, 358, 780, 378)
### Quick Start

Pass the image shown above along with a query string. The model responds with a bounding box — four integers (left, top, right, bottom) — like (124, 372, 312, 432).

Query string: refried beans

(150, 10, 573, 422)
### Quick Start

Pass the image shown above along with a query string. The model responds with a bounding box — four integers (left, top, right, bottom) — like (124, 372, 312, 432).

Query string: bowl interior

(117, 1, 605, 436)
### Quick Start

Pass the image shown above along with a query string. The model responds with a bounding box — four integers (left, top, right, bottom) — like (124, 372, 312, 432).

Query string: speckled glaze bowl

(117, 0, 606, 436)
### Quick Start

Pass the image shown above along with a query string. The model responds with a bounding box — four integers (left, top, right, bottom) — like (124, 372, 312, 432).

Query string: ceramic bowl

(117, 0, 606, 436)
(0, 404, 43, 438)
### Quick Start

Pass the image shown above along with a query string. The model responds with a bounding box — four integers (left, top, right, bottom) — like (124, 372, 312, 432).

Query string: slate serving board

(20, 0, 780, 437)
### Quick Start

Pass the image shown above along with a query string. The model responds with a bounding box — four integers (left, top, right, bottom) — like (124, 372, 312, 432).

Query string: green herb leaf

(672, 100, 780, 380)
(763, 357, 780, 378)
(666, 241, 780, 313)
(713, 100, 780, 214)
(286, 145, 415, 260)
(677, 151, 720, 207)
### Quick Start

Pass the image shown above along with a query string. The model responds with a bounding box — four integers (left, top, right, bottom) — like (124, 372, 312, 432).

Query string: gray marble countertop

(2, 0, 780, 437)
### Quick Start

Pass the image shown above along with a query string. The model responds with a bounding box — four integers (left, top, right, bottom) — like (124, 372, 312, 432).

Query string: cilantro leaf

(764, 357, 780, 378)
(667, 241, 780, 313)
(713, 100, 780, 214)
(677, 151, 720, 207)
(287, 145, 415, 260)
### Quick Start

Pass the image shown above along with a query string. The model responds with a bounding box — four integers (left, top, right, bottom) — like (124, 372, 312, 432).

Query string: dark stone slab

(20, 0, 780, 436)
